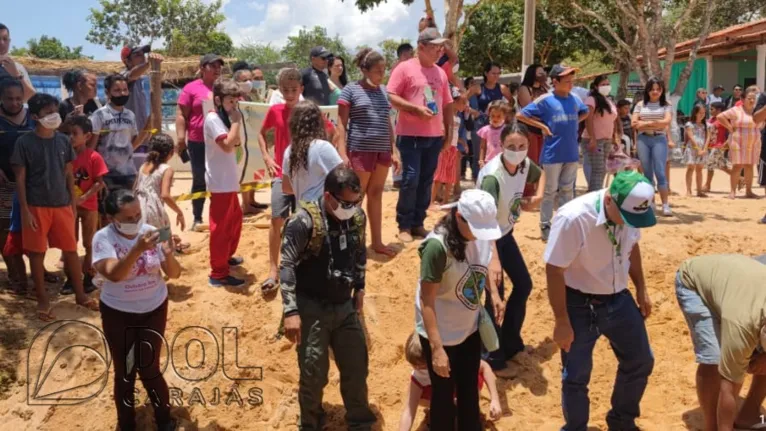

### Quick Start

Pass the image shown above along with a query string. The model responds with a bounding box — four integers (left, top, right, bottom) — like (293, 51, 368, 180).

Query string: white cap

(441, 189, 502, 241)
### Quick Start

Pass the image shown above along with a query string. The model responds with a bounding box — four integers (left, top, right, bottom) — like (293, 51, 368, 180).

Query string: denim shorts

(675, 272, 721, 364)
(270, 178, 295, 219)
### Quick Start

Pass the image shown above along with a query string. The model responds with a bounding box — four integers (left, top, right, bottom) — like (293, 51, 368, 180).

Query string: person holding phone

(92, 188, 181, 431)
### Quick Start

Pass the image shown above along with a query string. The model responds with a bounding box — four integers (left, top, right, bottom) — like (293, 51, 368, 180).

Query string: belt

(640, 131, 665, 137)
(566, 286, 626, 305)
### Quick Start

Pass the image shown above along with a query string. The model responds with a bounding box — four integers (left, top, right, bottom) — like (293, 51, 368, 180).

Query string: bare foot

(685, 190, 692, 197)
(746, 192, 760, 199)
(727, 192, 736, 199)
(371, 244, 396, 257)
(428, 203, 441, 212)
(697, 192, 708, 198)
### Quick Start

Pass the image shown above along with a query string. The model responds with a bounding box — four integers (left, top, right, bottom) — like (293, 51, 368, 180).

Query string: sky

(2, 0, 448, 61)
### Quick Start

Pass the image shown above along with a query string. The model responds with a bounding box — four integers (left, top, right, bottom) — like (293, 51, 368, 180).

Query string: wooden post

(150, 58, 162, 131)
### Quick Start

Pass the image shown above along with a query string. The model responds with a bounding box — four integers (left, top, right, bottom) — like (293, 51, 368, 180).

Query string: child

(431, 93, 467, 207)
(398, 332, 501, 430)
(10, 93, 98, 321)
(617, 99, 635, 157)
(204, 80, 247, 287)
(683, 104, 709, 197)
(64, 114, 107, 293)
(134, 133, 186, 251)
(704, 101, 732, 192)
(477, 100, 511, 168)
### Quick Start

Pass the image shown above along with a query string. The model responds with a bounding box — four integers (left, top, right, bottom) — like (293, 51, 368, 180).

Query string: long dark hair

(589, 75, 613, 116)
(688, 104, 708, 144)
(329, 56, 348, 87)
(145, 133, 174, 173)
(500, 122, 530, 173)
(288, 101, 328, 175)
(434, 208, 467, 262)
(482, 61, 501, 85)
(642, 77, 668, 107)
(520, 63, 543, 88)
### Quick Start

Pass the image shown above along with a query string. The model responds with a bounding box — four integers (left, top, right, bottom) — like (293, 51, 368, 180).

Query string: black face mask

(0, 104, 22, 117)
(111, 95, 129, 107)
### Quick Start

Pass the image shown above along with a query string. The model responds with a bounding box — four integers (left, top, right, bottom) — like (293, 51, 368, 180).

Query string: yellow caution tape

(173, 181, 271, 201)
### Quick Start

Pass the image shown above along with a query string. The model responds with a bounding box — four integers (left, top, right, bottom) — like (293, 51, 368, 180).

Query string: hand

(176, 140, 187, 155)
(135, 230, 160, 252)
(491, 291, 505, 326)
(284, 314, 302, 345)
(431, 346, 451, 378)
(416, 105, 435, 120)
(478, 160, 485, 169)
(489, 399, 502, 421)
(354, 290, 365, 311)
(553, 318, 574, 352)
(0, 56, 20, 77)
(522, 195, 542, 211)
(442, 136, 452, 152)
(77, 196, 88, 207)
(22, 208, 38, 231)
(265, 157, 281, 178)
(176, 212, 186, 231)
(148, 53, 164, 63)
(588, 138, 598, 153)
(73, 105, 84, 116)
(339, 152, 350, 167)
(668, 140, 676, 149)
(160, 239, 174, 256)
(228, 108, 242, 123)
(541, 126, 553, 137)
(488, 259, 502, 291)
(392, 151, 402, 175)
(697, 149, 707, 157)
(748, 353, 766, 375)
(637, 290, 652, 318)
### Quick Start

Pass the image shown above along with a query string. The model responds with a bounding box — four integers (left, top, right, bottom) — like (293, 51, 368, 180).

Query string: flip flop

(261, 278, 278, 295)
(37, 308, 56, 322)
(77, 298, 99, 312)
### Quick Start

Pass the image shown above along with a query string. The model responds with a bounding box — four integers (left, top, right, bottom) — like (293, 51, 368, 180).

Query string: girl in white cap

(477, 122, 544, 375)
(414, 188, 503, 430)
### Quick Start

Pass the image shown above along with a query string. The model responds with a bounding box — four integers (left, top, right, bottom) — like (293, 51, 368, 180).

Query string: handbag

(478, 306, 500, 352)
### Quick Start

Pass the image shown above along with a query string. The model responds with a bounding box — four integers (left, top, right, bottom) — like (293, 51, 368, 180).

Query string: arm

(516, 111, 551, 136)
(66, 163, 77, 213)
(420, 282, 445, 356)
(388, 93, 429, 116)
(79, 177, 105, 204)
(479, 360, 502, 420)
(585, 106, 597, 148)
(501, 84, 513, 104)
(279, 211, 313, 317)
(281, 174, 294, 195)
(546, 263, 569, 325)
(441, 102, 454, 150)
(398, 381, 424, 431)
(353, 212, 367, 294)
(337, 102, 350, 161)
(628, 242, 651, 318)
(614, 115, 624, 142)
(716, 114, 734, 133)
(94, 245, 146, 282)
(216, 116, 242, 153)
(518, 86, 532, 108)
(131, 128, 152, 149)
(125, 62, 152, 82)
(160, 167, 185, 231)
(754, 100, 766, 123)
(160, 246, 182, 279)
(479, 138, 487, 165)
(13, 165, 35, 230)
(175, 104, 190, 151)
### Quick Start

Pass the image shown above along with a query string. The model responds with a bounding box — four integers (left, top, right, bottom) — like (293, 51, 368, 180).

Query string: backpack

(298, 200, 364, 256)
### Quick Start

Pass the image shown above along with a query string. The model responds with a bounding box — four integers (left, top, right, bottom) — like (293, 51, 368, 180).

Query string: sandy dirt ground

(1, 167, 766, 431)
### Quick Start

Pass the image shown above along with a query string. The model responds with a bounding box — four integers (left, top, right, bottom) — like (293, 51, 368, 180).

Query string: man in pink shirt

(387, 28, 454, 243)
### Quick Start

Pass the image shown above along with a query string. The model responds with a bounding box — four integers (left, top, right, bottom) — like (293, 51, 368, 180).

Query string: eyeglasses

(332, 194, 362, 209)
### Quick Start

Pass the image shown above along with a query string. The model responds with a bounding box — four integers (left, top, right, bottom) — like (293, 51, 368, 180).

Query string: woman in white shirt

(93, 189, 181, 431)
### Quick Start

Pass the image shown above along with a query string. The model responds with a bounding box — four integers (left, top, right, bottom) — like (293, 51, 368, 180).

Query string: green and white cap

(608, 171, 656, 228)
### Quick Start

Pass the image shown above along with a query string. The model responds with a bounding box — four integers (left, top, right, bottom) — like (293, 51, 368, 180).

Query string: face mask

(332, 205, 356, 221)
(38, 113, 62, 130)
(598, 85, 612, 96)
(503, 149, 527, 165)
(111, 95, 129, 107)
(114, 219, 142, 236)
(239, 80, 253, 93)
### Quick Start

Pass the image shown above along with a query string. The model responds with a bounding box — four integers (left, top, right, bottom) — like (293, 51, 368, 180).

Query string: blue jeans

(396, 136, 442, 230)
(484, 231, 533, 369)
(541, 162, 579, 228)
(636, 134, 668, 190)
(561, 288, 654, 431)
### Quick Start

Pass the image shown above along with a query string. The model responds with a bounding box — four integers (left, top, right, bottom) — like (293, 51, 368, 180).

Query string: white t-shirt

(203, 112, 240, 193)
(93, 224, 168, 313)
(543, 190, 641, 295)
(282, 139, 343, 202)
(90, 105, 139, 176)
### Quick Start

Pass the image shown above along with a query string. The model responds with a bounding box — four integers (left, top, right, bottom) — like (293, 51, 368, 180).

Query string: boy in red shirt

(704, 101, 732, 192)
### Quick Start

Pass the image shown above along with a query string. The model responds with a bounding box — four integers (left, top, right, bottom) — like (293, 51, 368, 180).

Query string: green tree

(378, 38, 411, 70)
(10, 35, 89, 60)
(87, 0, 227, 56)
(233, 41, 285, 85)
(281, 26, 349, 69)
(673, 0, 766, 40)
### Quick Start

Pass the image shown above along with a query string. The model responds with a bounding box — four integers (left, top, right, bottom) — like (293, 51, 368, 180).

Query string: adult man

(281, 166, 376, 431)
(675, 254, 766, 431)
(302, 46, 333, 106)
(251, 66, 267, 102)
(544, 170, 656, 431)
(0, 23, 35, 102)
(387, 28, 454, 243)
(725, 84, 743, 109)
(120, 45, 164, 136)
(694, 88, 710, 118)
(517, 64, 589, 241)
(708, 84, 725, 105)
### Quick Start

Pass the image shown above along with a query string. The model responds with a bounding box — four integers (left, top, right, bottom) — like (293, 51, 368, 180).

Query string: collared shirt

(543, 190, 641, 295)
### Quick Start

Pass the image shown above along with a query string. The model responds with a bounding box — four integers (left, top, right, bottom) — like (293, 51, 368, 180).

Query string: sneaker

(541, 226, 551, 242)
(60, 279, 75, 295)
(191, 220, 203, 232)
(411, 226, 429, 238)
(83, 274, 98, 294)
(209, 276, 246, 288)
(392, 180, 401, 190)
(662, 204, 672, 217)
(398, 230, 413, 243)
(228, 256, 245, 266)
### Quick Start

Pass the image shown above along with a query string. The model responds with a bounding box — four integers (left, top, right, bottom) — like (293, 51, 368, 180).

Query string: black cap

(200, 53, 225, 67)
(121, 44, 151, 62)
(310, 46, 332, 59)
(549, 64, 579, 79)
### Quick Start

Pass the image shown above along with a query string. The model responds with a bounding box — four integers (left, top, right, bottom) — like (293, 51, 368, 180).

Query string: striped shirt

(338, 82, 392, 152)
(635, 101, 671, 122)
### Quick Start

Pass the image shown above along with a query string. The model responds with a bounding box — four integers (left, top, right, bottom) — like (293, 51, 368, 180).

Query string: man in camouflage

(280, 165, 375, 431)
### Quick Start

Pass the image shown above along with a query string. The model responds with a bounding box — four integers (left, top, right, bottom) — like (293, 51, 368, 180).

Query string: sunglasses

(332, 194, 362, 209)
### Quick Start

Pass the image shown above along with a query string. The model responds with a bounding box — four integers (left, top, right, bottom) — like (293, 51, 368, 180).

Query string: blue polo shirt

(521, 93, 588, 164)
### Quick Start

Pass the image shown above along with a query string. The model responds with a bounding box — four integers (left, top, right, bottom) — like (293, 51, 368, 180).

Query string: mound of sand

(1, 169, 765, 430)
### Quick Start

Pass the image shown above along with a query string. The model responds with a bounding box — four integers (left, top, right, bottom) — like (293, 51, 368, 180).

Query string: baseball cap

(418, 28, 448, 45)
(608, 171, 657, 228)
(120, 44, 151, 62)
(549, 64, 579, 79)
(200, 53, 225, 67)
(310, 46, 333, 59)
(714, 84, 725, 91)
(441, 189, 502, 241)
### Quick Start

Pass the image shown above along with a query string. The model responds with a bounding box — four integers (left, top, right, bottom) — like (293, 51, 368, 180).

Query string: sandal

(261, 278, 279, 295)
(44, 272, 62, 284)
(77, 298, 99, 312)
(37, 308, 56, 322)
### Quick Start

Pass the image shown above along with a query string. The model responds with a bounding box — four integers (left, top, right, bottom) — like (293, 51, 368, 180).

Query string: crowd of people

(3, 14, 766, 431)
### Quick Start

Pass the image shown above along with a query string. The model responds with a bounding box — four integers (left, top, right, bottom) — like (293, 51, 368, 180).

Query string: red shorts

(3, 231, 23, 256)
(434, 146, 459, 184)
(22, 206, 77, 253)
(349, 150, 392, 173)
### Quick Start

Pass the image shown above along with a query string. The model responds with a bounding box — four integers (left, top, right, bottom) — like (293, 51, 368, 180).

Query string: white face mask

(598, 85, 612, 96)
(38, 113, 62, 130)
(332, 205, 356, 221)
(503, 149, 527, 165)
(238, 80, 253, 93)
(115, 219, 142, 236)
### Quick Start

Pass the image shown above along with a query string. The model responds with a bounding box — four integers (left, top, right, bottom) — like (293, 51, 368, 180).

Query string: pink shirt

(477, 124, 504, 162)
(581, 96, 617, 140)
(178, 79, 214, 142)
(387, 58, 453, 137)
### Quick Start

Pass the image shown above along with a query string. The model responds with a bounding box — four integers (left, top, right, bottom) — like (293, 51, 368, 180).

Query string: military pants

(296, 295, 376, 431)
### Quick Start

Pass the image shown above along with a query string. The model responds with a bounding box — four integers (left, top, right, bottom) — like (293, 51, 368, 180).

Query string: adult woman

(415, 189, 503, 430)
(517, 64, 548, 173)
(716, 87, 766, 199)
(93, 189, 181, 431)
(478, 62, 513, 119)
(338, 48, 401, 256)
(582, 75, 621, 192)
(59, 69, 100, 128)
(328, 56, 347, 105)
(176, 54, 223, 231)
(632, 77, 673, 216)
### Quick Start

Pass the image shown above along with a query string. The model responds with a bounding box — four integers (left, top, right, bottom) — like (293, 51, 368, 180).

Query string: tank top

(477, 156, 532, 236)
(478, 84, 504, 113)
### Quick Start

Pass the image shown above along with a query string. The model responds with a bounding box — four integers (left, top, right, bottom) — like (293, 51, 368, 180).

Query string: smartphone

(156, 227, 171, 242)
(180, 149, 191, 163)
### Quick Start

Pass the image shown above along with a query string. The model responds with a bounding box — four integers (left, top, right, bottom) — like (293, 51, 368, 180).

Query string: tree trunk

(444, 0, 464, 48)
(672, 1, 715, 96)
(616, 59, 631, 100)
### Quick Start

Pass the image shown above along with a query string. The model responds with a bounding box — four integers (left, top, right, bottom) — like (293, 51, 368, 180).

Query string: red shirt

(261, 104, 335, 179)
(708, 117, 728, 149)
(73, 148, 109, 211)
